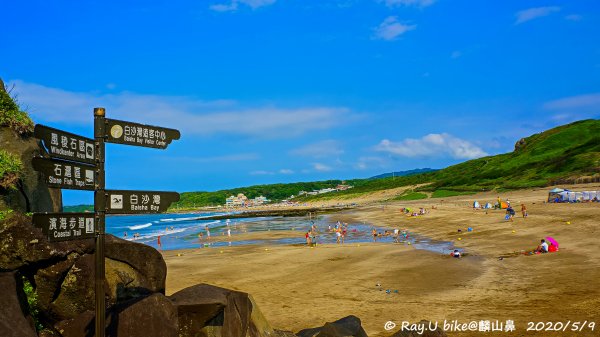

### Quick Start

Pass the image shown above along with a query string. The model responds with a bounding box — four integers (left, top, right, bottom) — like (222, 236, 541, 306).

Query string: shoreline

(162, 185, 600, 336)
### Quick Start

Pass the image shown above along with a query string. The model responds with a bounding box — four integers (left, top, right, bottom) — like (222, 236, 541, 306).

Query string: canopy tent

(551, 188, 598, 202)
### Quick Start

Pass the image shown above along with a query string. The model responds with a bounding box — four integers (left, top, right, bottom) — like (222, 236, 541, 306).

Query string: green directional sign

(32, 157, 96, 191)
(105, 118, 180, 149)
(34, 124, 95, 165)
(105, 190, 180, 214)
(32, 212, 96, 242)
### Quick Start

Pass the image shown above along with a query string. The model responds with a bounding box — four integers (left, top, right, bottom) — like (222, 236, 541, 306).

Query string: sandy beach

(163, 184, 600, 337)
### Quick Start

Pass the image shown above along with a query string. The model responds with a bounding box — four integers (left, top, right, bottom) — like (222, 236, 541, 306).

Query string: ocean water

(106, 212, 461, 254)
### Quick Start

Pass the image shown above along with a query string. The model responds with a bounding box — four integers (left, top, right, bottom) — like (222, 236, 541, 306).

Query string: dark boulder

(169, 283, 276, 337)
(105, 234, 167, 297)
(0, 213, 94, 272)
(55, 293, 178, 337)
(297, 315, 368, 337)
(0, 271, 38, 337)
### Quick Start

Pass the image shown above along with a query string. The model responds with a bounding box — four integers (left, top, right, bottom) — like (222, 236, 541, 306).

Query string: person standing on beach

(205, 225, 211, 240)
(157, 235, 162, 249)
(372, 228, 377, 242)
(341, 223, 348, 244)
(521, 204, 528, 218)
(227, 227, 231, 238)
(336, 226, 341, 244)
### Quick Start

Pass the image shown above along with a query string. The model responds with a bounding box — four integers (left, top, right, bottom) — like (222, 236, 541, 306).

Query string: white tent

(473, 201, 480, 208)
(483, 202, 492, 209)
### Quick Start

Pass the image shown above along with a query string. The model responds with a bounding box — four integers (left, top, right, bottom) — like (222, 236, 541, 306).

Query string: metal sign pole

(94, 107, 106, 337)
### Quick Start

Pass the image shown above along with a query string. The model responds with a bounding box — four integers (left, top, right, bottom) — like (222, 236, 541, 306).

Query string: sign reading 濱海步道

(34, 124, 95, 165)
(105, 118, 180, 149)
(32, 213, 96, 242)
(32, 157, 95, 191)
(105, 190, 180, 214)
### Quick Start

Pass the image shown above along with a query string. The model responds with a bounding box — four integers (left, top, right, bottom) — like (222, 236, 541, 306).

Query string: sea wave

(129, 223, 152, 230)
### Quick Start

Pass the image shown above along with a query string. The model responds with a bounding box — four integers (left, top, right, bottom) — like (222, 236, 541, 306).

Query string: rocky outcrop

(169, 283, 277, 337)
(297, 316, 367, 337)
(0, 127, 62, 213)
(55, 293, 178, 337)
(514, 137, 526, 152)
(0, 271, 38, 337)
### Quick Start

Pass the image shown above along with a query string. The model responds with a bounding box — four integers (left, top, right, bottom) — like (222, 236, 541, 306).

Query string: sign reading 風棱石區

(105, 118, 180, 149)
(32, 213, 96, 242)
(105, 190, 180, 214)
(34, 124, 95, 165)
(32, 157, 95, 191)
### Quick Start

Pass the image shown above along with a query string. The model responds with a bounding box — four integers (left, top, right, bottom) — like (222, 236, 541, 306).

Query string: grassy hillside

(300, 119, 600, 201)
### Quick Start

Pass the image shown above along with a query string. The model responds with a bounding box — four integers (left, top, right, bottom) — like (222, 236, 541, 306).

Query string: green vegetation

(175, 119, 600, 207)
(0, 149, 23, 189)
(63, 204, 94, 212)
(395, 191, 429, 201)
(0, 84, 34, 135)
(431, 189, 476, 198)
(0, 209, 14, 221)
(176, 180, 348, 208)
(22, 276, 43, 331)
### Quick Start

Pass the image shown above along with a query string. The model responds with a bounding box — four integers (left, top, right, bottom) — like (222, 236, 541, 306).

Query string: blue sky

(2, 0, 599, 205)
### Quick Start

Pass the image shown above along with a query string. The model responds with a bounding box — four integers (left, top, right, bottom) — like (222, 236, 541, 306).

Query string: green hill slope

(175, 119, 600, 207)
(301, 119, 600, 201)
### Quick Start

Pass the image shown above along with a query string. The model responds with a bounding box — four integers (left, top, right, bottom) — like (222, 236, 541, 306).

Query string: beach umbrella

(546, 236, 559, 248)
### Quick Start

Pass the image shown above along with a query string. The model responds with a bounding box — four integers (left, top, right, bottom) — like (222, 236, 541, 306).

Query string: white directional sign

(105, 190, 179, 214)
(32, 157, 95, 190)
(105, 118, 180, 149)
(34, 124, 95, 165)
(32, 213, 96, 242)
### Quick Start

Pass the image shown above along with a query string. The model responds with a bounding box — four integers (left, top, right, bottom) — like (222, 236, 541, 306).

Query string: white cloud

(289, 140, 344, 158)
(354, 156, 387, 170)
(313, 163, 333, 172)
(210, 0, 275, 12)
(250, 170, 274, 175)
(9, 80, 352, 138)
(184, 153, 259, 163)
(373, 16, 416, 41)
(544, 93, 600, 110)
(279, 169, 294, 174)
(543, 93, 600, 122)
(382, 0, 435, 7)
(515, 6, 560, 25)
(375, 133, 488, 159)
(451, 51, 462, 59)
(565, 14, 582, 21)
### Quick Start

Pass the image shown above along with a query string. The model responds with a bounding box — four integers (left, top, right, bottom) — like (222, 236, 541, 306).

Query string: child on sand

(535, 239, 549, 253)
(452, 249, 461, 258)
(521, 204, 528, 218)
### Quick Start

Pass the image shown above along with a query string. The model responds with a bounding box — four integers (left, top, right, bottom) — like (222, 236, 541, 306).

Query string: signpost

(34, 124, 95, 165)
(31, 108, 180, 337)
(32, 213, 96, 242)
(105, 190, 180, 214)
(105, 118, 180, 149)
(32, 157, 95, 190)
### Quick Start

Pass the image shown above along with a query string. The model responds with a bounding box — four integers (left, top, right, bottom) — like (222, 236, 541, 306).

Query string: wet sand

(163, 184, 600, 336)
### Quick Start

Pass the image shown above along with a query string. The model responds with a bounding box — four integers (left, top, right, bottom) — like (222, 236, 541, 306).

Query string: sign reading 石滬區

(32, 157, 95, 191)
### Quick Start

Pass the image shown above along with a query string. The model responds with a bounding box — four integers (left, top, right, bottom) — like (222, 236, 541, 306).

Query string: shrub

(0, 85, 34, 135)
(0, 150, 23, 189)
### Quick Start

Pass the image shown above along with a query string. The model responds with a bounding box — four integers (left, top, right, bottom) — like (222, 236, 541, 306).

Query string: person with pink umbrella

(546, 236, 559, 252)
